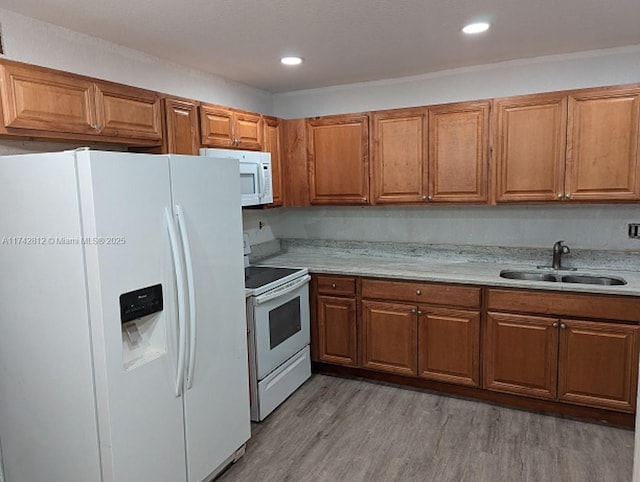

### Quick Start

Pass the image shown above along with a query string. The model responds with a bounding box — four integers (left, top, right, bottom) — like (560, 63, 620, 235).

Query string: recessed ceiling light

(281, 56, 303, 66)
(462, 22, 490, 34)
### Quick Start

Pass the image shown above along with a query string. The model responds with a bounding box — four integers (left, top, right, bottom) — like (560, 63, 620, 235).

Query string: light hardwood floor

(220, 374, 634, 482)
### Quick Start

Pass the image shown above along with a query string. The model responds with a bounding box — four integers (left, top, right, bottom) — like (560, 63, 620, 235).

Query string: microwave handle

(255, 275, 311, 305)
(257, 162, 266, 198)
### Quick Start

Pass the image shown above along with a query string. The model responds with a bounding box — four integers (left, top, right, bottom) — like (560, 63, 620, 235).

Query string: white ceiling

(2, 0, 640, 93)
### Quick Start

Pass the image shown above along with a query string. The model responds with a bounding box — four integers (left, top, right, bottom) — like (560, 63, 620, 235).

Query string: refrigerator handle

(175, 204, 197, 390)
(165, 207, 187, 397)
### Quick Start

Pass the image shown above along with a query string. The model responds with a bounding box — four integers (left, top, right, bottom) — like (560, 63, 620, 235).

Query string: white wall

(273, 45, 640, 118)
(0, 8, 273, 114)
(243, 205, 640, 251)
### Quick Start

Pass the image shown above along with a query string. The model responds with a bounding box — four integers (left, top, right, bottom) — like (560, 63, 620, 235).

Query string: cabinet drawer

(488, 288, 640, 323)
(362, 278, 480, 307)
(316, 275, 356, 296)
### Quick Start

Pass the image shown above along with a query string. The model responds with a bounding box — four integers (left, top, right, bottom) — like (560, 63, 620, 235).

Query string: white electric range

(244, 255, 311, 421)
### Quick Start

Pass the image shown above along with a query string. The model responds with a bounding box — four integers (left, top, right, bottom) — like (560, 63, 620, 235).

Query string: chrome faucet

(552, 240, 570, 270)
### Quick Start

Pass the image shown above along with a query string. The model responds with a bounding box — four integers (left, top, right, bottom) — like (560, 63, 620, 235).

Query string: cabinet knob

(362, 197, 368, 203)
(416, 289, 421, 295)
(417, 310, 423, 315)
(331, 283, 336, 289)
(93, 123, 101, 131)
(410, 308, 416, 313)
(565, 194, 571, 200)
(560, 323, 567, 329)
(552, 322, 558, 328)
(422, 195, 427, 201)
(557, 193, 563, 199)
(427, 196, 433, 201)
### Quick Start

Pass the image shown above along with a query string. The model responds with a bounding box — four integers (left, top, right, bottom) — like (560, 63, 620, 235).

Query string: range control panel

(119, 284, 163, 323)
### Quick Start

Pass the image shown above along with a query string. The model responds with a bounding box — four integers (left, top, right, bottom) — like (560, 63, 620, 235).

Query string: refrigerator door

(76, 150, 187, 482)
(169, 155, 251, 482)
(0, 151, 102, 482)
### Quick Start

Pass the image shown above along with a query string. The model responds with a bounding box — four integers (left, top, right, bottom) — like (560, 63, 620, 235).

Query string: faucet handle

(562, 245, 570, 254)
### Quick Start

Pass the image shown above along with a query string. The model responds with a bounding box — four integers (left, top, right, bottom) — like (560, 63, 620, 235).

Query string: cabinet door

(558, 319, 639, 412)
(361, 300, 417, 376)
(428, 101, 489, 203)
(163, 97, 200, 154)
(370, 108, 427, 204)
(200, 105, 235, 148)
(94, 83, 162, 141)
(418, 307, 480, 387)
(484, 312, 558, 399)
(494, 94, 567, 202)
(317, 295, 357, 366)
(565, 88, 640, 201)
(0, 62, 96, 134)
(234, 111, 263, 150)
(307, 114, 369, 204)
(263, 116, 283, 205)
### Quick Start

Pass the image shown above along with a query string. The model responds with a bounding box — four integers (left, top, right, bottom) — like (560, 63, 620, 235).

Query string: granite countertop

(254, 239, 640, 297)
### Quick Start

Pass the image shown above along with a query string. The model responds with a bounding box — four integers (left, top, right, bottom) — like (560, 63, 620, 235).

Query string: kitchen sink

(560, 275, 626, 286)
(499, 270, 558, 282)
(499, 270, 626, 286)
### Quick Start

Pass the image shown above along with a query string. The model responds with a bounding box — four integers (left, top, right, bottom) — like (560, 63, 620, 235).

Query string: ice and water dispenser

(119, 284, 166, 370)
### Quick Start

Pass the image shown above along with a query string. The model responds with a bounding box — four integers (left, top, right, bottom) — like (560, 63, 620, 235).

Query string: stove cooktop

(244, 266, 302, 290)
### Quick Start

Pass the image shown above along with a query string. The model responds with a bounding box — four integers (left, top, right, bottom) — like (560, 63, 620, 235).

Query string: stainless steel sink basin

(561, 275, 627, 286)
(499, 270, 626, 286)
(499, 270, 558, 282)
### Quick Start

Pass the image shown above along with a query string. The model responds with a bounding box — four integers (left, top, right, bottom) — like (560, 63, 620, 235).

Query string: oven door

(251, 275, 310, 380)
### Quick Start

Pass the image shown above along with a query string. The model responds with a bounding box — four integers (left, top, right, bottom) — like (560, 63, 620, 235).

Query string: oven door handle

(255, 275, 311, 305)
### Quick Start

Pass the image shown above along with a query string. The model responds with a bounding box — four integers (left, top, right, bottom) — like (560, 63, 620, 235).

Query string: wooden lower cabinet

(418, 307, 480, 387)
(317, 295, 357, 366)
(361, 300, 417, 376)
(558, 319, 639, 412)
(484, 312, 559, 399)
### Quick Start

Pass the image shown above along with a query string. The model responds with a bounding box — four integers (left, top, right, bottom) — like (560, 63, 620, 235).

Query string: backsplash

(243, 205, 640, 251)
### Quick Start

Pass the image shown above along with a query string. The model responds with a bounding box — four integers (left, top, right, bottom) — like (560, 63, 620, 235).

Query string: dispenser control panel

(120, 284, 163, 323)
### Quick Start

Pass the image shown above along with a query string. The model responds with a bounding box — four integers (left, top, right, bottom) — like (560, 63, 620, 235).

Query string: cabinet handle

(416, 289, 421, 295)
(560, 323, 567, 329)
(552, 322, 558, 328)
(557, 193, 563, 199)
(565, 194, 571, 200)
(331, 283, 336, 289)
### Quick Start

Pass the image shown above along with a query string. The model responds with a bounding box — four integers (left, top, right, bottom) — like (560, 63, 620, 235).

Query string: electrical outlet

(629, 223, 640, 239)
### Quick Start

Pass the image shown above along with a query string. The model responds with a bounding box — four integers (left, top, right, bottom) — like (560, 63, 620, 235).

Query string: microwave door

(239, 162, 260, 206)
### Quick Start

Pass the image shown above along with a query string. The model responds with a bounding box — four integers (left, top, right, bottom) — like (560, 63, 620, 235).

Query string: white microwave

(200, 148, 273, 206)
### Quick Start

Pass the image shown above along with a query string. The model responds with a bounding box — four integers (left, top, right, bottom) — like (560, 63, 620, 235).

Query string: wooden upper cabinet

(94, 82, 162, 141)
(0, 61, 96, 135)
(371, 108, 427, 204)
(282, 118, 311, 206)
(428, 101, 490, 203)
(263, 116, 284, 206)
(200, 104, 263, 150)
(163, 97, 200, 155)
(565, 87, 640, 201)
(0, 59, 162, 144)
(307, 114, 369, 204)
(494, 93, 567, 202)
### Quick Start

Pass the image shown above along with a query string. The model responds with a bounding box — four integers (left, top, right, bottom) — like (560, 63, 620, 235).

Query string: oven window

(269, 297, 301, 349)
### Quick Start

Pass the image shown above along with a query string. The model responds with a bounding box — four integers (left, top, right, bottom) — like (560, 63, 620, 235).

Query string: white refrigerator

(0, 149, 251, 482)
